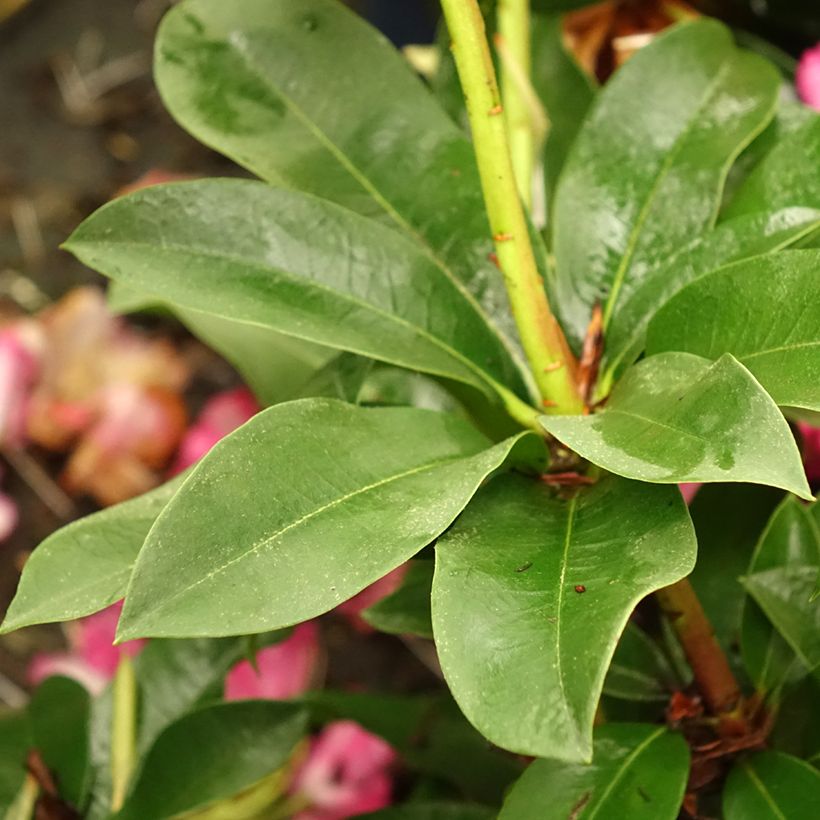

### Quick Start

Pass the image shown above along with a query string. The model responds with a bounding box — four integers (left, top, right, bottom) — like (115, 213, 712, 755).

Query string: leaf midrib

(125, 450, 486, 629)
(602, 59, 733, 329)
(586, 728, 666, 818)
(742, 762, 787, 820)
(223, 36, 532, 391)
(553, 495, 583, 749)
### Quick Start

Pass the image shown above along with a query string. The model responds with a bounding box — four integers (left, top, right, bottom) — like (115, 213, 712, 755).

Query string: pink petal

(171, 387, 259, 474)
(292, 721, 395, 820)
(0, 492, 18, 542)
(225, 622, 319, 701)
(76, 602, 145, 678)
(335, 565, 409, 633)
(678, 483, 702, 505)
(0, 323, 43, 447)
(28, 652, 108, 695)
(799, 422, 820, 483)
(796, 44, 820, 111)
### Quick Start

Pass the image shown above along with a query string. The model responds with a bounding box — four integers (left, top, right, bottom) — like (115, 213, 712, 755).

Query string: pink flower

(797, 44, 820, 111)
(799, 422, 820, 484)
(0, 478, 18, 542)
(0, 322, 43, 448)
(28, 602, 145, 694)
(291, 721, 395, 820)
(335, 565, 408, 633)
(225, 622, 319, 701)
(62, 383, 187, 506)
(171, 387, 259, 474)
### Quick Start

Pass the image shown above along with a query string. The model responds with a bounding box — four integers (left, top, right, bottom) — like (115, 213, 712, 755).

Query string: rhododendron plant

(2, 0, 820, 817)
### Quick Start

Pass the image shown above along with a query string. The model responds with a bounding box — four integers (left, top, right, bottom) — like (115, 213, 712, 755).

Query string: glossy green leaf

(725, 114, 820, 217)
(362, 560, 434, 639)
(0, 474, 185, 633)
(688, 483, 782, 651)
(723, 750, 820, 820)
(0, 713, 30, 814)
(531, 13, 595, 212)
(541, 353, 811, 499)
(131, 636, 281, 754)
(602, 208, 820, 385)
(306, 691, 522, 805)
(743, 565, 820, 675)
(551, 19, 779, 350)
(28, 677, 91, 808)
(109, 282, 338, 407)
(741, 497, 820, 692)
(604, 623, 678, 703)
(116, 701, 306, 820)
(499, 724, 689, 819)
(646, 251, 820, 411)
(363, 805, 494, 820)
(118, 399, 544, 640)
(66, 180, 533, 406)
(432, 474, 695, 760)
(154, 0, 526, 355)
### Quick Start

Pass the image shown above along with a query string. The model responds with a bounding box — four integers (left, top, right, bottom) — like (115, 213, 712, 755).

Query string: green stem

(440, 0, 583, 415)
(110, 655, 137, 813)
(497, 0, 533, 208)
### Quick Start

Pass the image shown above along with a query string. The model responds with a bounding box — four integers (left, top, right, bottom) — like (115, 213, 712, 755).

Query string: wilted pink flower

(796, 44, 820, 111)
(225, 622, 319, 701)
(28, 602, 145, 694)
(799, 422, 820, 483)
(62, 383, 187, 506)
(335, 565, 408, 633)
(23, 287, 189, 504)
(291, 721, 395, 820)
(0, 321, 43, 447)
(171, 387, 259, 474)
(0, 469, 18, 543)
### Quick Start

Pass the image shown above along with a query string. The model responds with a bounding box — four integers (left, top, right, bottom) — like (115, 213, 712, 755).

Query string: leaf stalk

(440, 0, 583, 415)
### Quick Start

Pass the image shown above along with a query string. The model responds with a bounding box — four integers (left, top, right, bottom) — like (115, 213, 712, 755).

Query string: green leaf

(116, 701, 306, 820)
(604, 623, 678, 703)
(117, 399, 544, 640)
(0, 474, 185, 633)
(723, 750, 820, 820)
(550, 19, 779, 350)
(109, 282, 338, 407)
(541, 353, 811, 499)
(131, 636, 279, 754)
(28, 677, 91, 808)
(66, 179, 533, 408)
(725, 114, 820, 217)
(363, 805, 495, 820)
(362, 561, 434, 639)
(741, 497, 820, 692)
(646, 251, 820, 411)
(688, 483, 782, 652)
(499, 724, 689, 819)
(743, 565, 820, 675)
(0, 713, 30, 814)
(154, 0, 526, 360)
(602, 208, 820, 385)
(432, 474, 695, 760)
(531, 13, 595, 212)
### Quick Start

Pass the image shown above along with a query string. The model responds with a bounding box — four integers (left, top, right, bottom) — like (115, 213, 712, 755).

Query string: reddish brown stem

(656, 578, 742, 717)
